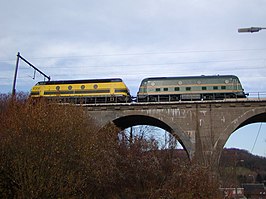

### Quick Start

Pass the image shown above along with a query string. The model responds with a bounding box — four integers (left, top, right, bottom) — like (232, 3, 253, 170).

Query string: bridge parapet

(246, 92, 266, 100)
(83, 98, 266, 111)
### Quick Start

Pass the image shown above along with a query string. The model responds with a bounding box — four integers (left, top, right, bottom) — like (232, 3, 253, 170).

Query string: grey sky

(0, 0, 265, 156)
(1, 0, 266, 92)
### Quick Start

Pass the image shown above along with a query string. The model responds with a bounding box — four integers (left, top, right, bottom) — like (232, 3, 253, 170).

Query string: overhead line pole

(12, 52, 20, 96)
(12, 52, 51, 96)
(18, 53, 51, 81)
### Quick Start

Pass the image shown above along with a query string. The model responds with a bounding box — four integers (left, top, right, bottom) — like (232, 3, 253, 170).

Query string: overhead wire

(23, 48, 266, 60)
(2, 48, 266, 89)
(18, 58, 265, 69)
(0, 48, 266, 62)
(251, 123, 263, 153)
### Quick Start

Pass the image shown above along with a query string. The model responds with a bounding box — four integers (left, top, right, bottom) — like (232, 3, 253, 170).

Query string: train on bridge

(30, 75, 247, 103)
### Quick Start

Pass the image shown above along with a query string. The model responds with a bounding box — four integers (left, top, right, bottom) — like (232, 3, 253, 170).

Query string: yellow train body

(30, 78, 131, 103)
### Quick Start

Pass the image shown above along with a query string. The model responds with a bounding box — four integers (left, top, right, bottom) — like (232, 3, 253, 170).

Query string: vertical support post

(129, 126, 133, 145)
(234, 151, 238, 199)
(12, 52, 20, 96)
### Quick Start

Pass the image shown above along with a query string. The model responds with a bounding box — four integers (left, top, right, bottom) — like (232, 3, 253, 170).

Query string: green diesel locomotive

(137, 75, 246, 102)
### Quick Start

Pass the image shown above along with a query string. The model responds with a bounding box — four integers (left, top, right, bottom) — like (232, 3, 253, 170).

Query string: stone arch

(236, 112, 266, 130)
(112, 114, 193, 159)
(216, 107, 266, 164)
(223, 108, 266, 143)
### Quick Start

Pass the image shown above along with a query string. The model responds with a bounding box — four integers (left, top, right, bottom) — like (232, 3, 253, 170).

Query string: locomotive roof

(36, 78, 123, 85)
(141, 75, 239, 82)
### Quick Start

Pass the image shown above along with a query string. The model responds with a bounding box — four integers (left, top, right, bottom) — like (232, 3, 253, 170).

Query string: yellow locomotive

(30, 78, 131, 103)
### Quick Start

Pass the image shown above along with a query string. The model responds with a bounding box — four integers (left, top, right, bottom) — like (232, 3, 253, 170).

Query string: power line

(29, 58, 265, 69)
(251, 123, 263, 153)
(27, 48, 266, 60)
(0, 48, 266, 62)
(21, 48, 266, 59)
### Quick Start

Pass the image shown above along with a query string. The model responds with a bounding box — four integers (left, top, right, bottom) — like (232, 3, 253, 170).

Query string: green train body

(137, 75, 246, 102)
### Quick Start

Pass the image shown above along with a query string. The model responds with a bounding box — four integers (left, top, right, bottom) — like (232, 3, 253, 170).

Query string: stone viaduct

(85, 99, 266, 169)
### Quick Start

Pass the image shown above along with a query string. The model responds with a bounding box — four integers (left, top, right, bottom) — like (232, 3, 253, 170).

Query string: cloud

(0, 0, 266, 94)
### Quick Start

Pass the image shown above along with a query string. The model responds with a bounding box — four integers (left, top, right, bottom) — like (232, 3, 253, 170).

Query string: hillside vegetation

(219, 148, 266, 187)
(0, 94, 221, 198)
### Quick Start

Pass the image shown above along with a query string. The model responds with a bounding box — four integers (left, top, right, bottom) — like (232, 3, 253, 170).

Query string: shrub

(0, 96, 97, 198)
(0, 95, 221, 198)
